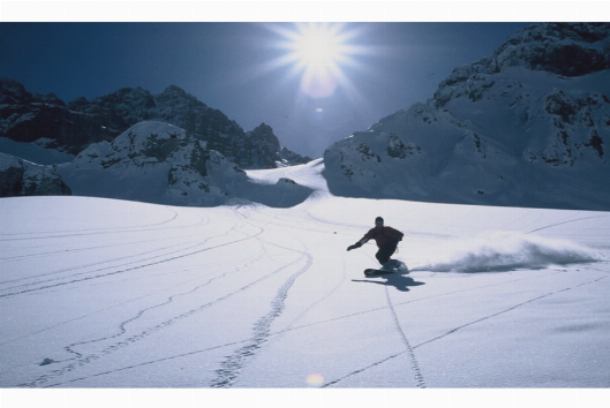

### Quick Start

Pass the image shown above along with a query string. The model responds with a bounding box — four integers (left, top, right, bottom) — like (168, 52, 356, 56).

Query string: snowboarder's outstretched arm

(346, 242, 362, 251)
(346, 232, 372, 251)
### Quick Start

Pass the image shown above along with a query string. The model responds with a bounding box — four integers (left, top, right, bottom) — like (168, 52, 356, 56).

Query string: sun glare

(269, 23, 362, 99)
(291, 25, 346, 72)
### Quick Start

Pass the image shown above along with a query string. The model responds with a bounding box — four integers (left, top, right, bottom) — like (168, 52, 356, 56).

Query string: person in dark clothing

(347, 216, 404, 267)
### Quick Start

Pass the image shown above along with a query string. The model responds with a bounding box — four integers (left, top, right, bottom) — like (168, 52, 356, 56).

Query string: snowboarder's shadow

(352, 274, 425, 292)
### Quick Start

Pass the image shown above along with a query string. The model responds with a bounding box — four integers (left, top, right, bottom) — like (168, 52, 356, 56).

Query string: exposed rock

(0, 152, 71, 197)
(278, 147, 312, 166)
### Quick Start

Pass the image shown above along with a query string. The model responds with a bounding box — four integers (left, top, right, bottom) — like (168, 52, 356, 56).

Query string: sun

(290, 24, 347, 74)
(268, 23, 362, 98)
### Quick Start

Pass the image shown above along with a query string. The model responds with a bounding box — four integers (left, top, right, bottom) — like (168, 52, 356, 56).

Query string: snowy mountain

(0, 152, 71, 197)
(1, 160, 609, 387)
(0, 79, 116, 155)
(0, 80, 309, 168)
(54, 120, 312, 207)
(324, 23, 610, 210)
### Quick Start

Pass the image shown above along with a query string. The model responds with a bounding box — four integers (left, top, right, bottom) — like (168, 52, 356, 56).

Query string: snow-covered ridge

(324, 23, 610, 210)
(56, 121, 313, 207)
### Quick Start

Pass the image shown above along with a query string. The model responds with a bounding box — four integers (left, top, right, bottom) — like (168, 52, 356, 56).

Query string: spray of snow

(413, 231, 601, 273)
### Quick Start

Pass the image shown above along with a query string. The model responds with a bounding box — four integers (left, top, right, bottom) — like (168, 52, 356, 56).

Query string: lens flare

(306, 373, 325, 386)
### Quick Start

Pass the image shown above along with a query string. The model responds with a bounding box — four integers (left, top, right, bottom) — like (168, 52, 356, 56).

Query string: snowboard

(364, 268, 395, 277)
(363, 260, 408, 277)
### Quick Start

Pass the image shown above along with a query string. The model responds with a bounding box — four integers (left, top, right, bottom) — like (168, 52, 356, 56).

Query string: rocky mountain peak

(159, 84, 189, 97)
(435, 23, 610, 106)
(95, 86, 156, 109)
(248, 123, 280, 148)
(492, 23, 610, 77)
(250, 122, 273, 135)
(0, 78, 32, 105)
(1, 77, 313, 170)
(155, 84, 206, 108)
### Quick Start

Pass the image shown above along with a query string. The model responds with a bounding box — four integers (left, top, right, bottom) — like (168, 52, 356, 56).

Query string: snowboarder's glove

(347, 243, 361, 251)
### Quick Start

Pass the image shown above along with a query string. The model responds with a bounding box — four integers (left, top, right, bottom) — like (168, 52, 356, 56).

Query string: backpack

(386, 227, 404, 242)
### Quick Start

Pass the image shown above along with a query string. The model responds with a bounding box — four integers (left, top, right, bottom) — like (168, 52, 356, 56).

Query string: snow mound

(414, 231, 601, 272)
(57, 120, 313, 207)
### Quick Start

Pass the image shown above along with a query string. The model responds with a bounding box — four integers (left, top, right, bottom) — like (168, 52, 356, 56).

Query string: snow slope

(324, 23, 610, 211)
(1, 162, 609, 387)
(0, 137, 74, 165)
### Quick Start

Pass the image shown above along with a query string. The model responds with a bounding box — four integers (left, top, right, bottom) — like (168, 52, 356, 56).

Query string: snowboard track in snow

(38, 249, 305, 388)
(0, 227, 209, 264)
(0, 210, 209, 263)
(44, 210, 341, 388)
(37, 266, 571, 386)
(3, 248, 264, 372)
(0, 215, 226, 292)
(210, 207, 351, 388)
(0, 207, 179, 238)
(236, 206, 337, 235)
(1, 236, 207, 290)
(208, 208, 321, 387)
(527, 214, 610, 234)
(209, 240, 314, 388)
(48, 260, 347, 387)
(23, 232, 317, 387)
(305, 208, 454, 239)
(0, 248, 262, 348)
(0, 209, 182, 242)
(0, 214, 211, 286)
(270, 258, 348, 343)
(383, 285, 426, 388)
(61, 243, 269, 361)
(0, 220, 260, 299)
(8, 201, 607, 387)
(322, 271, 610, 387)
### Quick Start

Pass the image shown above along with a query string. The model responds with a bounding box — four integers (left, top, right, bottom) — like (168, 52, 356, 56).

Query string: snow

(53, 121, 313, 207)
(1, 162, 610, 388)
(246, 158, 328, 191)
(413, 231, 601, 273)
(323, 31, 610, 211)
(0, 137, 74, 165)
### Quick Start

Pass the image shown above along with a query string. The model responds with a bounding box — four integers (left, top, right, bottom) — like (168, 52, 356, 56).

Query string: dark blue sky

(0, 23, 527, 156)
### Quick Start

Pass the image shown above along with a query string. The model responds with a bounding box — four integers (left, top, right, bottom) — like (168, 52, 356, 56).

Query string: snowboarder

(347, 216, 404, 271)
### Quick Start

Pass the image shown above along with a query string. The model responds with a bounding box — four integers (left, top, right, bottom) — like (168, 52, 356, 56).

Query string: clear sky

(0, 22, 527, 156)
